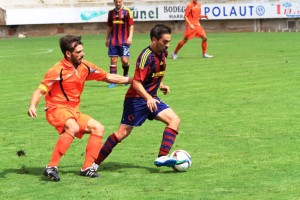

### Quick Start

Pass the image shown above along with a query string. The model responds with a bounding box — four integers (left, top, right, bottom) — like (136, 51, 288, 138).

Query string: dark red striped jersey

(125, 46, 168, 98)
(107, 7, 134, 46)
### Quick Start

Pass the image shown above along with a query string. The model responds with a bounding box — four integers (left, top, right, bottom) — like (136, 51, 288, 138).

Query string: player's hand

(204, 15, 208, 19)
(146, 98, 160, 112)
(126, 37, 132, 45)
(105, 40, 109, 47)
(160, 85, 170, 95)
(27, 106, 37, 118)
(190, 24, 195, 30)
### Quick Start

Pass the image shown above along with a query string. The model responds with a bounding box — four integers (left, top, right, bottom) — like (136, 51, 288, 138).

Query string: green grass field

(1, 31, 300, 199)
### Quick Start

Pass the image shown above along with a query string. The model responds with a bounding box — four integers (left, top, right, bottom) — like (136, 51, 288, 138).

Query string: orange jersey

(184, 25, 206, 39)
(39, 58, 107, 109)
(185, 1, 201, 27)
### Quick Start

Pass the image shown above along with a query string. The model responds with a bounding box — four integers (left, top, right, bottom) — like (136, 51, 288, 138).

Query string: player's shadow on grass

(62, 162, 163, 176)
(66, 162, 175, 176)
(0, 162, 174, 181)
(0, 166, 85, 181)
(101, 162, 159, 173)
(98, 162, 176, 174)
(0, 166, 48, 181)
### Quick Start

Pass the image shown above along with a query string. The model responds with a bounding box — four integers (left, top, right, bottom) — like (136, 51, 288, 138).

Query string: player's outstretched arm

(27, 88, 46, 118)
(105, 74, 133, 84)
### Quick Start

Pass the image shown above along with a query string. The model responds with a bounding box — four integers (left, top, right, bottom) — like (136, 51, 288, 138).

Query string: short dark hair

(150, 24, 171, 41)
(59, 35, 83, 57)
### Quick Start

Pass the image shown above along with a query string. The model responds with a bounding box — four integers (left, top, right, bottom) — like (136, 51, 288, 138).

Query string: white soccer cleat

(203, 53, 213, 58)
(92, 162, 99, 171)
(172, 53, 177, 60)
(154, 156, 177, 167)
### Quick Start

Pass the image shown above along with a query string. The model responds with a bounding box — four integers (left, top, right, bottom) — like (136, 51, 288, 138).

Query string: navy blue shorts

(108, 45, 130, 57)
(121, 97, 170, 127)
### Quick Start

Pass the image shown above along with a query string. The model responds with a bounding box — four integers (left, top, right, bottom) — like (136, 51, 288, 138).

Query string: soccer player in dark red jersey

(106, 0, 134, 88)
(172, 0, 213, 59)
(93, 24, 182, 171)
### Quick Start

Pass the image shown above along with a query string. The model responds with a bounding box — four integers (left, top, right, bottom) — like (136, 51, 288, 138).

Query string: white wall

(2, 1, 300, 25)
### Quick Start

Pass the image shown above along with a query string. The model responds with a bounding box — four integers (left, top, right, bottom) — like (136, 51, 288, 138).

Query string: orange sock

(174, 40, 185, 54)
(82, 134, 103, 170)
(202, 40, 207, 54)
(48, 132, 74, 167)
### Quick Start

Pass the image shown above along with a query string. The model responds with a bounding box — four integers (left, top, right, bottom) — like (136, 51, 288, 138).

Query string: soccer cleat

(43, 166, 60, 182)
(172, 53, 177, 60)
(154, 156, 177, 167)
(108, 83, 115, 88)
(92, 162, 99, 171)
(203, 53, 213, 58)
(80, 167, 100, 178)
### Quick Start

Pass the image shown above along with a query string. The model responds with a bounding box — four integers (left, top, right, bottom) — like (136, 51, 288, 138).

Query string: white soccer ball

(170, 150, 192, 172)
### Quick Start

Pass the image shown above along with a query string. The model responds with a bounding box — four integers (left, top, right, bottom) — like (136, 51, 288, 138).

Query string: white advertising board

(5, 1, 300, 25)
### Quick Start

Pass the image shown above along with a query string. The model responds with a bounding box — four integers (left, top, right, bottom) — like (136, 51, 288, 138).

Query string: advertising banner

(5, 1, 300, 25)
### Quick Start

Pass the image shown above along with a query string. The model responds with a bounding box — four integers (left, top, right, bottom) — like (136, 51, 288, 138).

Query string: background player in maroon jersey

(106, 0, 134, 88)
(93, 24, 183, 171)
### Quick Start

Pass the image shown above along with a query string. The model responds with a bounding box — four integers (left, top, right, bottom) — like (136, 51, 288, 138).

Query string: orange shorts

(46, 107, 90, 139)
(184, 26, 206, 40)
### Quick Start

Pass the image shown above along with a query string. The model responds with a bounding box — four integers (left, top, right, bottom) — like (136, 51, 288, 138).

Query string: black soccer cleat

(43, 166, 60, 182)
(79, 167, 100, 178)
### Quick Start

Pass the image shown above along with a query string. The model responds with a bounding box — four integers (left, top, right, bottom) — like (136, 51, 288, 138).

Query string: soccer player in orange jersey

(27, 35, 132, 181)
(172, 0, 213, 59)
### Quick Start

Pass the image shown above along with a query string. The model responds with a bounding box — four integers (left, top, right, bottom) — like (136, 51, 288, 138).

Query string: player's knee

(93, 123, 105, 137)
(121, 59, 129, 66)
(170, 115, 181, 128)
(173, 115, 181, 126)
(65, 123, 80, 135)
(111, 57, 118, 64)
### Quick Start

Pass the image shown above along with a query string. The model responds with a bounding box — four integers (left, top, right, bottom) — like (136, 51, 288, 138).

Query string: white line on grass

(0, 48, 54, 58)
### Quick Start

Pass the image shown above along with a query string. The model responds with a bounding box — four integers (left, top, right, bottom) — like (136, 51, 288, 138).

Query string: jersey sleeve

(184, 3, 192, 17)
(125, 8, 134, 25)
(40, 65, 61, 93)
(107, 10, 113, 27)
(134, 53, 151, 82)
(84, 61, 108, 81)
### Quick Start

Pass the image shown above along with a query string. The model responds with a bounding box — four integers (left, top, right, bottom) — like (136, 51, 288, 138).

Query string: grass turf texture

(0, 32, 300, 199)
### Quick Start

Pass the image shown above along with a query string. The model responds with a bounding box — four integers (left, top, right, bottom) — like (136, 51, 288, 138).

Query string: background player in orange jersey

(172, 0, 213, 59)
(27, 35, 132, 182)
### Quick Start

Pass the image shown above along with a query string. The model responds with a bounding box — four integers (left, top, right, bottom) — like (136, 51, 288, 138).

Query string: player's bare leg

(93, 125, 133, 170)
(173, 38, 188, 59)
(121, 56, 130, 86)
(201, 36, 213, 58)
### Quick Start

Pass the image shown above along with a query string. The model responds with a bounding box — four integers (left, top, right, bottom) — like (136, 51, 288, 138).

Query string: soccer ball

(170, 150, 192, 172)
